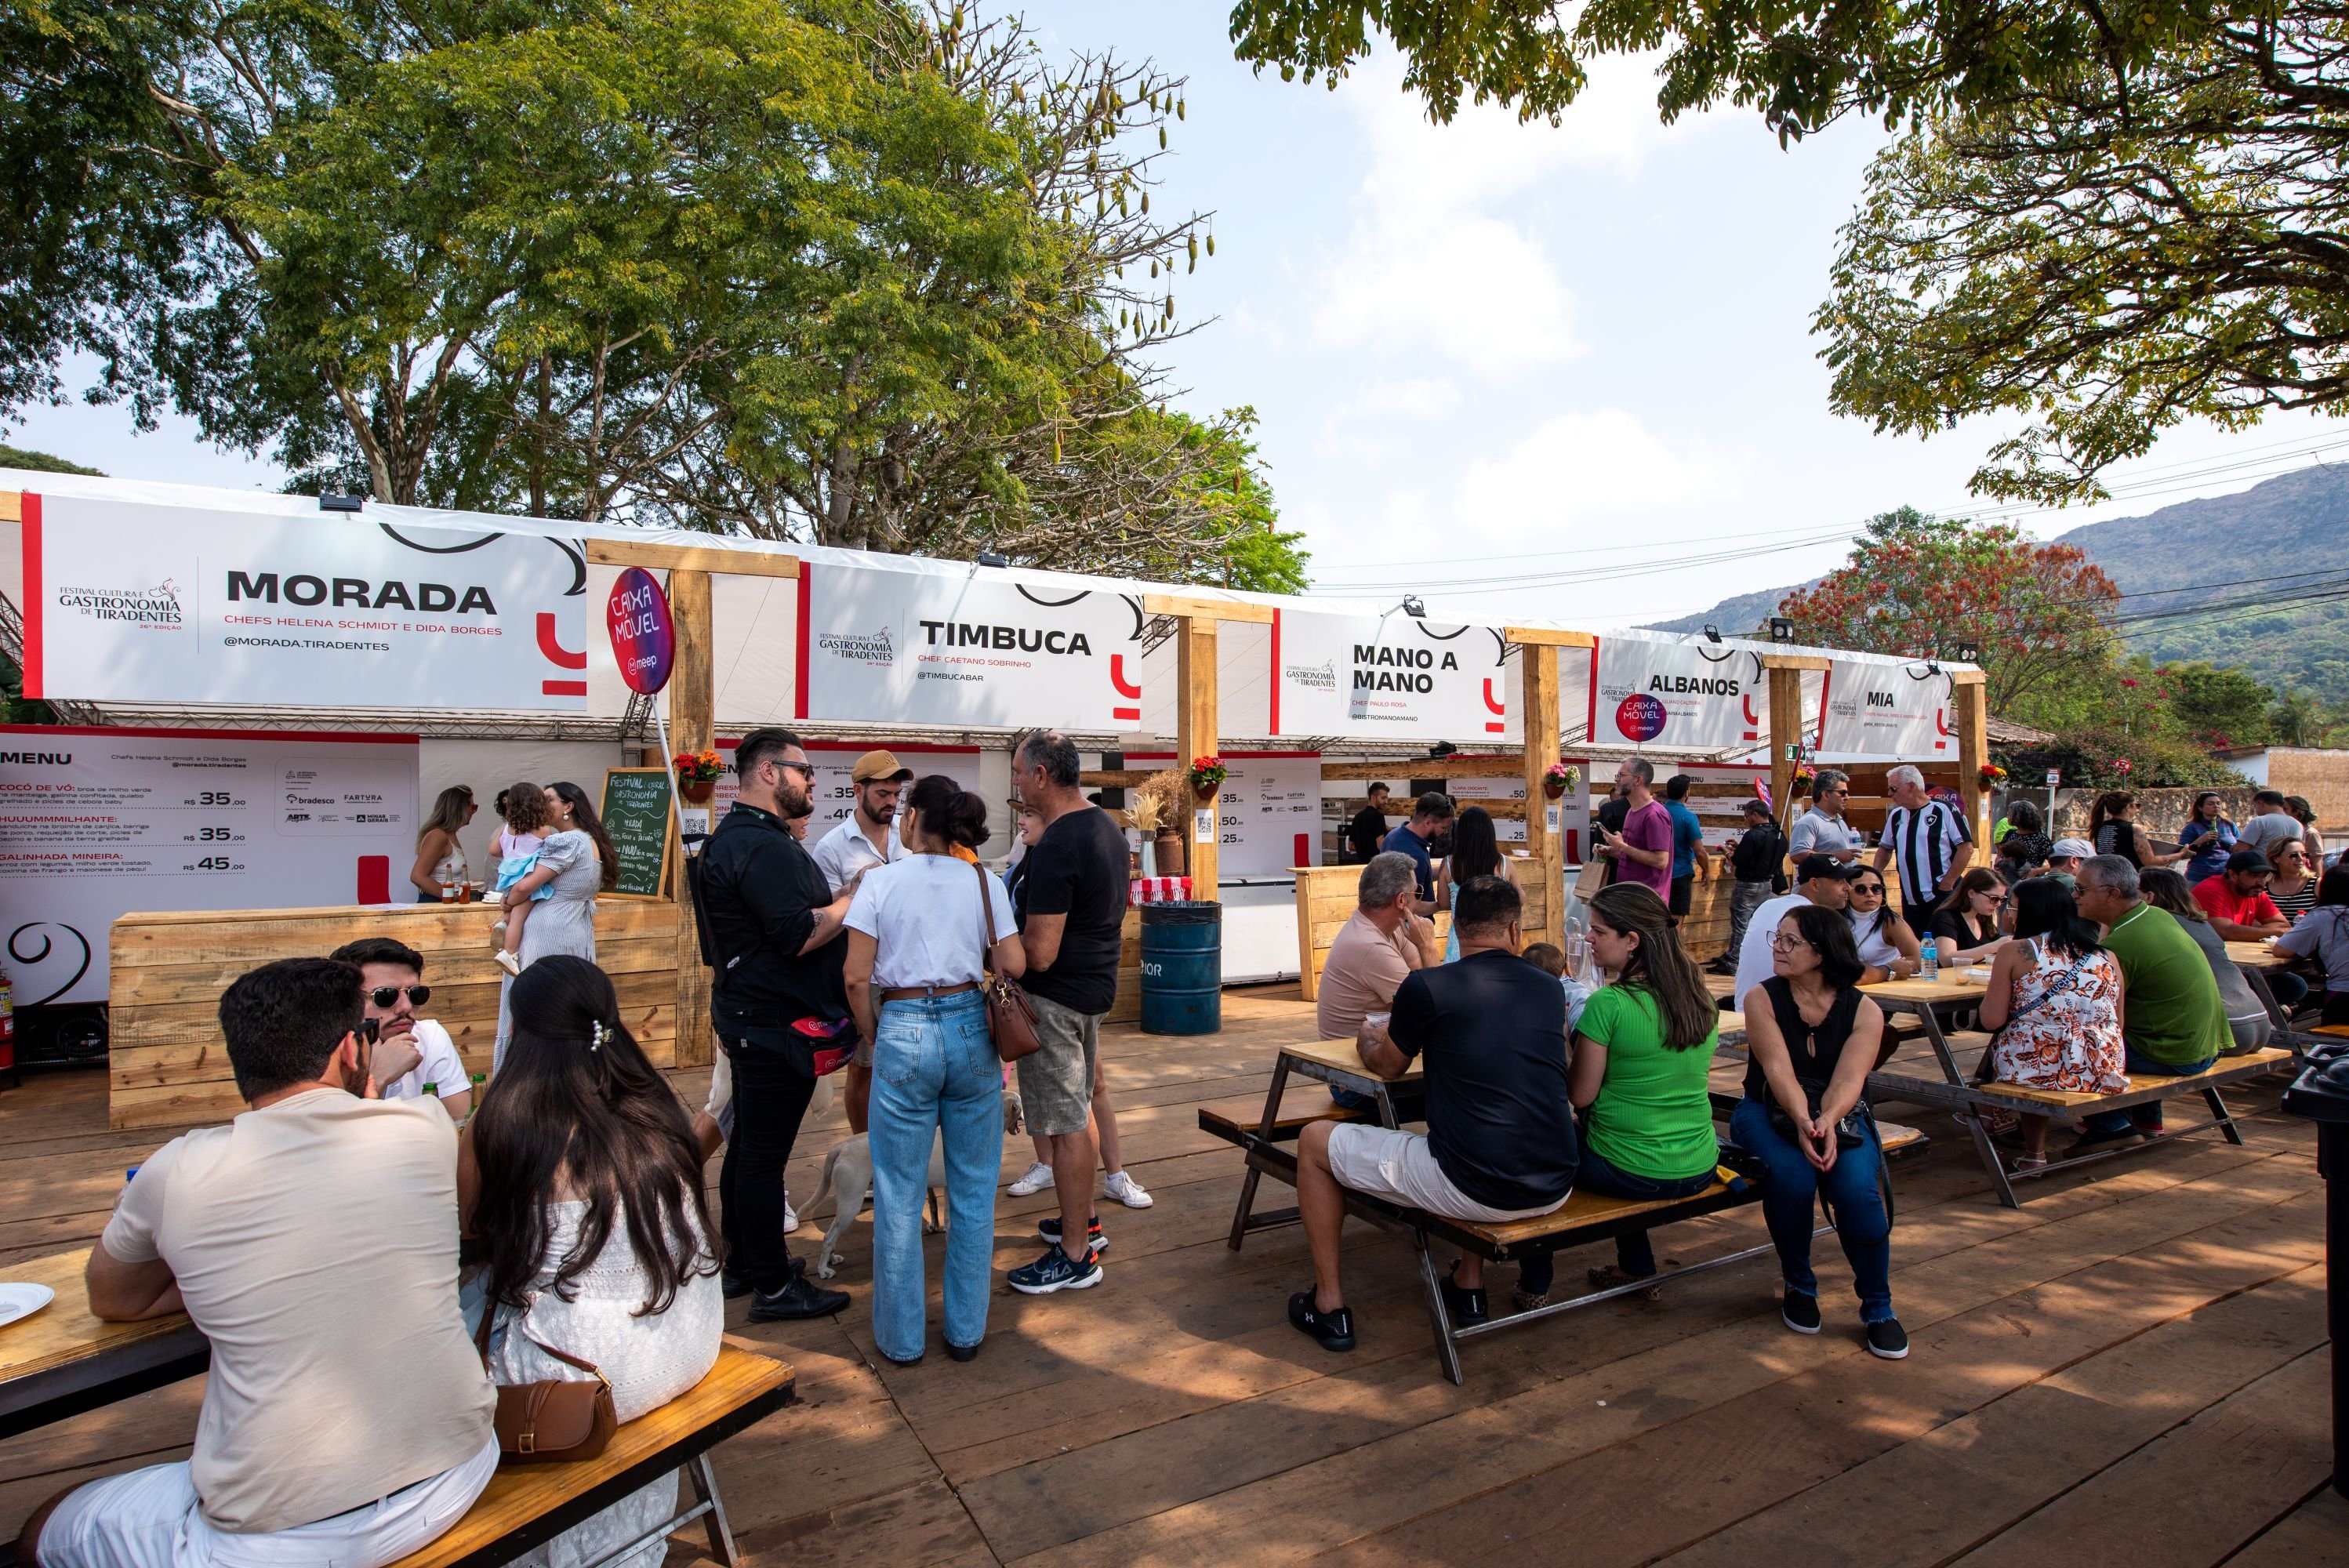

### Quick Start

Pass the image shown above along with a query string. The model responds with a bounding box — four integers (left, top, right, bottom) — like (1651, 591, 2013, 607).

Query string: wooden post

(1174, 615, 1219, 901)
(1762, 655, 1828, 831)
(1952, 670, 1991, 850)
(667, 569, 715, 1069)
(1518, 642, 1560, 947)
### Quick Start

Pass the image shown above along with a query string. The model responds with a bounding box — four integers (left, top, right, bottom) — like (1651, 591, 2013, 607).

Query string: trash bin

(2282, 1040, 2349, 1499)
(1139, 901, 1222, 1036)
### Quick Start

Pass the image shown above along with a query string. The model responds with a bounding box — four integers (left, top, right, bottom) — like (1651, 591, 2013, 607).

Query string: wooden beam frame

(1951, 670, 1992, 850)
(668, 568, 716, 1069)
(586, 539, 799, 579)
(1144, 593, 1275, 624)
(1503, 626, 1597, 649)
(1174, 616, 1220, 900)
(1520, 643, 1562, 946)
(1759, 653, 1831, 672)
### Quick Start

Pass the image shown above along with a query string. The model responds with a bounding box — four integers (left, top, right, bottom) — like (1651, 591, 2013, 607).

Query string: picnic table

(1859, 970, 2293, 1207)
(0, 1247, 206, 1441)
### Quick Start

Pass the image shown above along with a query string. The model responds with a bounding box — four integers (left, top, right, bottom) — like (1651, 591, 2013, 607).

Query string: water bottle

(1919, 933, 1939, 982)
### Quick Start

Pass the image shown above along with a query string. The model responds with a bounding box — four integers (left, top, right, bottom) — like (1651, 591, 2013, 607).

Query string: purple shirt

(1617, 799, 1675, 896)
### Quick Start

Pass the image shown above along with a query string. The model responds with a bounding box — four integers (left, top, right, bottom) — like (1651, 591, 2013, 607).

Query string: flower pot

(679, 779, 716, 804)
(1541, 779, 1567, 800)
(1153, 830, 1186, 878)
(1192, 781, 1220, 803)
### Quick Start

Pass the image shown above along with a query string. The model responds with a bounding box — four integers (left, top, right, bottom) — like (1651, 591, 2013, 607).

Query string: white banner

(0, 724, 419, 1005)
(797, 562, 1150, 731)
(1273, 608, 1516, 741)
(24, 494, 587, 710)
(1588, 633, 1770, 752)
(1821, 659, 1957, 757)
(710, 740, 989, 839)
(1135, 750, 1323, 878)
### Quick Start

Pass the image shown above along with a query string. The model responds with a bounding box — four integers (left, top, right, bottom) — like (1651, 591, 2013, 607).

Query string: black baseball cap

(2225, 848, 2272, 875)
(1797, 857, 1861, 884)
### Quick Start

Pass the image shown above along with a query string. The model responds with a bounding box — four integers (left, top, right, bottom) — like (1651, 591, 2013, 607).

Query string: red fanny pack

(792, 1014, 856, 1076)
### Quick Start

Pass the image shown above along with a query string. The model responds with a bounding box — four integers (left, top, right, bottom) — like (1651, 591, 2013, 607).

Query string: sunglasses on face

(369, 985, 430, 1008)
(1851, 882, 1883, 895)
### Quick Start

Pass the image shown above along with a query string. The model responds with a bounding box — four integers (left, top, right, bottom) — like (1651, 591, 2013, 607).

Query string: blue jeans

(2083, 1044, 2216, 1135)
(1728, 1096, 1894, 1323)
(1516, 1144, 1719, 1294)
(869, 991, 1004, 1362)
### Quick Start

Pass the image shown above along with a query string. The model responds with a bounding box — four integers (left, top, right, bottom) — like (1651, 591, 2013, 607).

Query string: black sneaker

(1007, 1243, 1102, 1294)
(1781, 1290, 1821, 1334)
(2068, 1123, 2144, 1155)
(946, 1340, 981, 1363)
(1865, 1318, 1911, 1359)
(1288, 1289, 1356, 1352)
(1037, 1214, 1109, 1253)
(1441, 1263, 1489, 1327)
(748, 1258, 850, 1321)
(721, 1271, 751, 1300)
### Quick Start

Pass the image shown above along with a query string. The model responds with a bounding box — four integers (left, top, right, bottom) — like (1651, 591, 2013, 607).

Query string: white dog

(812, 1092, 1022, 1279)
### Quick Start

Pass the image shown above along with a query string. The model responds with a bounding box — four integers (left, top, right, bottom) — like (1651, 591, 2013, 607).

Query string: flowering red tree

(1777, 506, 2119, 713)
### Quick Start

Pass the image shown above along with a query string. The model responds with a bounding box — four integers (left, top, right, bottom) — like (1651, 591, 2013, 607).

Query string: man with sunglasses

(695, 727, 857, 1322)
(329, 937, 463, 1119)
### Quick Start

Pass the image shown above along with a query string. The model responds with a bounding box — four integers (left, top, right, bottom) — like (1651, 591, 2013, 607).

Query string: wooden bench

(383, 1345, 793, 1568)
(1204, 1105, 1925, 1384)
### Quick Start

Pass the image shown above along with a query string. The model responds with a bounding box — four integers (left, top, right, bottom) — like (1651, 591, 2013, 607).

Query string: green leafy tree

(0, 444, 102, 474)
(1774, 506, 2120, 713)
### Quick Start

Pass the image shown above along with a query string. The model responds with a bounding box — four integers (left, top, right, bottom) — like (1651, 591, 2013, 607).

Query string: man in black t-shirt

(1005, 731, 1132, 1297)
(1287, 877, 1577, 1352)
(1344, 783, 1392, 864)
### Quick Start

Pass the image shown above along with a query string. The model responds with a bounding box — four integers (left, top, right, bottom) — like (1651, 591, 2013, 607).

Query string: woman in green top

(1514, 883, 1720, 1308)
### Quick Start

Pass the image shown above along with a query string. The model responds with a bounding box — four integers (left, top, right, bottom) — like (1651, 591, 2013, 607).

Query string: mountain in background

(1646, 464, 2349, 702)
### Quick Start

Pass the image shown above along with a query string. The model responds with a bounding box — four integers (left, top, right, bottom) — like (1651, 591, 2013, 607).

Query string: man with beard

(696, 728, 857, 1320)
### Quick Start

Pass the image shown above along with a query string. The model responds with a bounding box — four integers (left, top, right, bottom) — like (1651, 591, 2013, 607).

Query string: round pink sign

(607, 567, 675, 695)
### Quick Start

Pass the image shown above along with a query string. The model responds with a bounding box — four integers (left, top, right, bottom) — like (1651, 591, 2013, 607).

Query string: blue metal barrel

(1139, 901, 1222, 1035)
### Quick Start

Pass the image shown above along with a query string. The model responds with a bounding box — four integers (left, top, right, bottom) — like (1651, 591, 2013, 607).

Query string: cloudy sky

(10, 2, 2347, 631)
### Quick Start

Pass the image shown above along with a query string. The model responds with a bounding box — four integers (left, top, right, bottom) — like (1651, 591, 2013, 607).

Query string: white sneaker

(1007, 1160, 1055, 1196)
(1104, 1171, 1154, 1209)
(494, 949, 522, 978)
(783, 1197, 800, 1235)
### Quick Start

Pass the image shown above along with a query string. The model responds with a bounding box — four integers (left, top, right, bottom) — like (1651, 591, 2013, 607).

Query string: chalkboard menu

(599, 767, 675, 898)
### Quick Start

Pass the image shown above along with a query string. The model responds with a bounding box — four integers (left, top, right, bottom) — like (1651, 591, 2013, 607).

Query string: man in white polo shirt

(811, 749, 912, 1134)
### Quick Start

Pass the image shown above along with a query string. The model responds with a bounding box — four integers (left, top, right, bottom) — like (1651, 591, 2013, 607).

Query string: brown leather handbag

(975, 862, 1044, 1062)
(475, 1307, 619, 1462)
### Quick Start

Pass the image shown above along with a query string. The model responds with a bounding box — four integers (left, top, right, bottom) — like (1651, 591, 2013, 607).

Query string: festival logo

(1284, 659, 1336, 691)
(56, 577, 183, 630)
(817, 625, 896, 667)
(1615, 693, 1668, 742)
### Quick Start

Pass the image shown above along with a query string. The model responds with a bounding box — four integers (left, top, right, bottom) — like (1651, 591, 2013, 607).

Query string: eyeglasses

(1768, 934, 1813, 952)
(369, 985, 429, 1008)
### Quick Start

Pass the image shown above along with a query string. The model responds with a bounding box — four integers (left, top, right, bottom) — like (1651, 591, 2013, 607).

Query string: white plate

(0, 1282, 56, 1329)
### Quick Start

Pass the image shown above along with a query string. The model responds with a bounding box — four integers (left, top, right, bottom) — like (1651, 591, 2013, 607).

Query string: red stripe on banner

(0, 722, 419, 744)
(1814, 664, 1833, 745)
(20, 493, 41, 699)
(1268, 608, 1281, 735)
(1113, 706, 1142, 723)
(1124, 749, 1322, 760)
(794, 562, 811, 720)
(543, 679, 587, 696)
(1110, 653, 1142, 700)
(355, 855, 390, 904)
(536, 612, 586, 670)
(1585, 633, 1601, 745)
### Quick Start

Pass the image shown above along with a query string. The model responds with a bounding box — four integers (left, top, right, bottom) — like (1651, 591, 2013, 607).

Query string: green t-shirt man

(1577, 984, 1719, 1180)
(2098, 902, 2232, 1068)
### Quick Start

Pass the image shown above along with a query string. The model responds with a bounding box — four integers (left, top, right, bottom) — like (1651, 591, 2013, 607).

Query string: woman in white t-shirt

(844, 776, 1026, 1366)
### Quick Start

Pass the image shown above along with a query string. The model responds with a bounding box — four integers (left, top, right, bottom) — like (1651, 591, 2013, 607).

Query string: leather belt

(881, 981, 980, 1002)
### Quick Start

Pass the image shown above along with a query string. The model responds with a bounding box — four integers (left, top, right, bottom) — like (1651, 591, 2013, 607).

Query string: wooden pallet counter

(107, 900, 683, 1130)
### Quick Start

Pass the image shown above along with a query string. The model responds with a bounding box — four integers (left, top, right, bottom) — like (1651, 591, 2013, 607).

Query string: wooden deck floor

(2, 985, 2344, 1565)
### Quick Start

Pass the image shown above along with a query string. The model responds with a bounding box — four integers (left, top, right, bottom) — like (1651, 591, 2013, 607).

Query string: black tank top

(1745, 977, 1864, 1101)
(2094, 820, 2142, 868)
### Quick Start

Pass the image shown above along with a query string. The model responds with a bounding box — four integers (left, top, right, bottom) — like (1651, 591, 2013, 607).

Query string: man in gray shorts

(1005, 731, 1132, 1294)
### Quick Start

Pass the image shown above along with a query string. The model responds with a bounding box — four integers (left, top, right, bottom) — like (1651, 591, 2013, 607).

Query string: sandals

(2011, 1153, 2049, 1171)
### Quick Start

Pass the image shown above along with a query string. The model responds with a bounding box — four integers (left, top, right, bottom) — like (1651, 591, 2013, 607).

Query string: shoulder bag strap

(975, 860, 1000, 976)
(475, 1291, 611, 1386)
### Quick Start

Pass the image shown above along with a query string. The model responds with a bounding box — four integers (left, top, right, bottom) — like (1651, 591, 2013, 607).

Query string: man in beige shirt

(1316, 853, 1442, 1109)
(21, 958, 497, 1568)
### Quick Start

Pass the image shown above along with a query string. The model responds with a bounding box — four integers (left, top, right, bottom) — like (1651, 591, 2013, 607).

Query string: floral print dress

(1989, 940, 2127, 1094)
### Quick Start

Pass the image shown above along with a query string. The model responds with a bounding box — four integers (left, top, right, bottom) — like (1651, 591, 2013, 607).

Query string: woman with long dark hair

(1733, 903, 1904, 1358)
(2177, 791, 2238, 884)
(492, 782, 613, 1065)
(463, 956, 721, 1567)
(1438, 805, 1516, 961)
(843, 776, 1026, 1364)
(1978, 879, 2126, 1167)
(1926, 868, 2010, 964)
(2088, 790, 2190, 870)
(2278, 867, 2349, 1026)
(1515, 884, 1720, 1308)
(2141, 868, 2275, 1052)
(1845, 869, 1922, 978)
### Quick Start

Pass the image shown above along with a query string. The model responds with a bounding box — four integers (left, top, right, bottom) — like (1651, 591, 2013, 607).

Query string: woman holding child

(492, 782, 618, 1067)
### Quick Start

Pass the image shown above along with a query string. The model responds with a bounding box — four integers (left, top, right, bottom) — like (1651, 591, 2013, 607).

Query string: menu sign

(597, 767, 674, 898)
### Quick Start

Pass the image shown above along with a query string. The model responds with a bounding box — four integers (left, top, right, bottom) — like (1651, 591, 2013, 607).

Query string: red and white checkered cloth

(1129, 877, 1193, 906)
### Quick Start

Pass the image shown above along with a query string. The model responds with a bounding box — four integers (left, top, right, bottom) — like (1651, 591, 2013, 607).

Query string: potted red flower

(1187, 754, 1228, 801)
(673, 748, 723, 804)
(1541, 760, 1579, 800)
